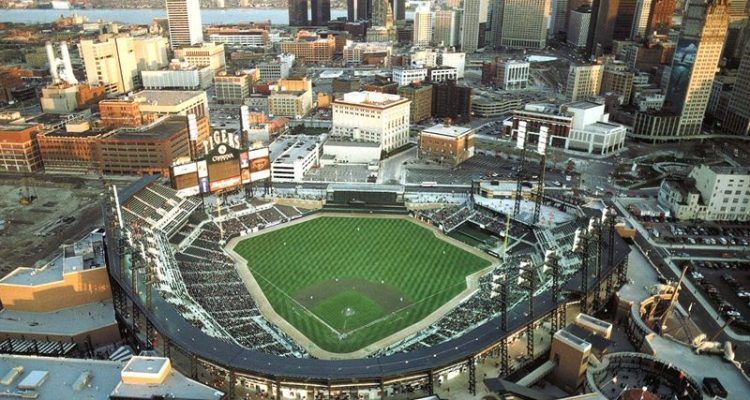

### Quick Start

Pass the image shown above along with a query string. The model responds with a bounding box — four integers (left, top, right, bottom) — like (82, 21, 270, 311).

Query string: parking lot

(640, 217, 750, 249)
(686, 259, 750, 333)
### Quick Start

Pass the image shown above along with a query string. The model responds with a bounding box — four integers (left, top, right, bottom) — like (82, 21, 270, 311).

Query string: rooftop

(0, 300, 115, 336)
(584, 121, 625, 135)
(335, 91, 407, 108)
(270, 135, 321, 164)
(0, 123, 38, 132)
(567, 101, 604, 110)
(132, 90, 205, 107)
(0, 232, 105, 286)
(108, 116, 188, 141)
(422, 124, 473, 138)
(0, 354, 223, 400)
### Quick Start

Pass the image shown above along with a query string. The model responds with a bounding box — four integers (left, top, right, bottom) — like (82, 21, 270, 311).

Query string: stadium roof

(0, 299, 116, 337)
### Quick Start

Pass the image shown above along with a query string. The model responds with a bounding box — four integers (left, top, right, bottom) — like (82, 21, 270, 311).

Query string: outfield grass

(234, 216, 491, 353)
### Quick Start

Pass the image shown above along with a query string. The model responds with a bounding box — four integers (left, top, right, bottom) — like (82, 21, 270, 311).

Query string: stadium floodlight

(515, 121, 527, 150)
(573, 227, 583, 251)
(536, 126, 548, 155)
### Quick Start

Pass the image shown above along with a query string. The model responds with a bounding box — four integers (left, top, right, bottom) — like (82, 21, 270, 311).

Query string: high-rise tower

(461, 0, 481, 52)
(662, 0, 729, 137)
(289, 0, 309, 26)
(311, 0, 331, 26)
(725, 41, 750, 135)
(165, 0, 203, 49)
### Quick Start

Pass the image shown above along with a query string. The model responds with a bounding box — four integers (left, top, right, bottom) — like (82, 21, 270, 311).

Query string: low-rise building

(657, 177, 706, 220)
(497, 60, 530, 90)
(270, 134, 322, 182)
(173, 42, 226, 73)
(40, 83, 106, 114)
(0, 123, 44, 173)
(428, 66, 458, 83)
(257, 54, 295, 81)
(432, 80, 472, 122)
(268, 77, 314, 118)
(393, 67, 428, 86)
(208, 27, 271, 48)
(343, 41, 392, 65)
(332, 91, 411, 153)
(141, 60, 213, 90)
(215, 71, 257, 104)
(419, 123, 475, 166)
(685, 165, 750, 221)
(279, 32, 336, 64)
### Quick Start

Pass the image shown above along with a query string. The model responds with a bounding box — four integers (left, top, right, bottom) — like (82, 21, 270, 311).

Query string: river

(0, 8, 350, 25)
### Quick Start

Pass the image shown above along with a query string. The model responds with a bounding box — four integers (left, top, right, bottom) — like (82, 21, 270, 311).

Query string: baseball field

(233, 215, 492, 353)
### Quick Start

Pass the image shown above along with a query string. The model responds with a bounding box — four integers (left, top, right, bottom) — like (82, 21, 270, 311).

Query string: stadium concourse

(104, 175, 630, 399)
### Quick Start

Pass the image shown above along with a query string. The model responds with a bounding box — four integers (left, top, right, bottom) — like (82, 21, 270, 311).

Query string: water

(0, 8, 349, 25)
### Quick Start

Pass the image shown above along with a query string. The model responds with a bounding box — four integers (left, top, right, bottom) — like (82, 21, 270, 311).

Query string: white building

(413, 7, 433, 46)
(133, 36, 170, 72)
(343, 42, 393, 65)
(79, 36, 138, 95)
(208, 29, 270, 48)
(332, 91, 411, 153)
(566, 101, 626, 155)
(269, 135, 322, 182)
(410, 49, 438, 68)
(439, 51, 466, 79)
(392, 67, 428, 86)
(173, 43, 226, 73)
(429, 66, 458, 82)
(141, 61, 213, 90)
(498, 60, 529, 90)
(165, 0, 203, 49)
(258, 54, 294, 81)
(659, 165, 750, 221)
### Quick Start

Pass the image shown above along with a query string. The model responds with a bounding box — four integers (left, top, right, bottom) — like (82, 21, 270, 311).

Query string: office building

(40, 82, 105, 114)
(600, 61, 635, 104)
(398, 83, 433, 123)
(413, 7, 433, 46)
(268, 77, 314, 118)
(280, 33, 336, 63)
(613, 0, 638, 41)
(497, 60, 530, 90)
(631, 0, 653, 39)
(215, 71, 256, 104)
(432, 80, 472, 122)
(173, 43, 226, 73)
(343, 42, 393, 65)
(661, 0, 730, 138)
(419, 123, 475, 166)
(332, 91, 411, 152)
(659, 165, 750, 221)
(101, 90, 209, 122)
(549, 0, 569, 37)
(79, 36, 138, 95)
(312, 0, 331, 25)
(434, 10, 459, 46)
(500, 0, 551, 48)
(568, 5, 592, 48)
(461, 0, 481, 52)
(725, 41, 750, 135)
(258, 54, 295, 81)
(393, 67, 428, 86)
(587, 0, 618, 55)
(208, 27, 270, 48)
(141, 60, 213, 90)
(428, 66, 458, 83)
(0, 123, 43, 173)
(133, 35, 170, 71)
(647, 0, 677, 36)
(348, 0, 371, 21)
(566, 63, 603, 101)
(440, 51, 466, 79)
(165, 0, 203, 49)
(289, 0, 308, 26)
(391, 0, 406, 21)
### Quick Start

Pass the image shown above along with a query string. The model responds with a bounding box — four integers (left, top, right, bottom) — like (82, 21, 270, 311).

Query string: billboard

(197, 160, 208, 178)
(240, 151, 249, 169)
(170, 145, 271, 195)
(199, 176, 210, 193)
(173, 162, 198, 176)
(210, 176, 242, 192)
(664, 38, 697, 114)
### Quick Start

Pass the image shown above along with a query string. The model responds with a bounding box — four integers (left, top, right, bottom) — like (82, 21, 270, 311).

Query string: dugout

(326, 184, 405, 207)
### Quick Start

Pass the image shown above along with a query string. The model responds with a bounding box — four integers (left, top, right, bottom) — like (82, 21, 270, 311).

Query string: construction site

(0, 174, 114, 275)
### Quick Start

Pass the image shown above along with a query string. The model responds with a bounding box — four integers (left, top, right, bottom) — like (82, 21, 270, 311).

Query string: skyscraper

(490, 0, 505, 47)
(165, 0, 203, 49)
(646, 0, 677, 36)
(586, 0, 619, 56)
(289, 0, 309, 26)
(663, 0, 730, 137)
(613, 0, 637, 40)
(725, 41, 750, 135)
(348, 0, 372, 21)
(461, 0, 481, 52)
(390, 0, 406, 21)
(500, 0, 551, 48)
(434, 10, 459, 46)
(311, 0, 331, 26)
(413, 7, 433, 46)
(372, 0, 390, 26)
(631, 0, 653, 39)
(79, 36, 139, 94)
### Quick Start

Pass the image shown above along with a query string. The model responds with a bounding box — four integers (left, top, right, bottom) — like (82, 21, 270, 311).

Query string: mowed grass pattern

(234, 216, 491, 353)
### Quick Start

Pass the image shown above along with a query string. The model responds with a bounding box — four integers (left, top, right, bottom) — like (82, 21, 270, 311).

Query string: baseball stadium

(105, 175, 630, 399)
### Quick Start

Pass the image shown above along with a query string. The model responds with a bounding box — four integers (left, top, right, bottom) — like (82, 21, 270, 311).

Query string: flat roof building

(270, 134, 322, 182)
(419, 123, 476, 166)
(332, 91, 411, 153)
(0, 123, 44, 173)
